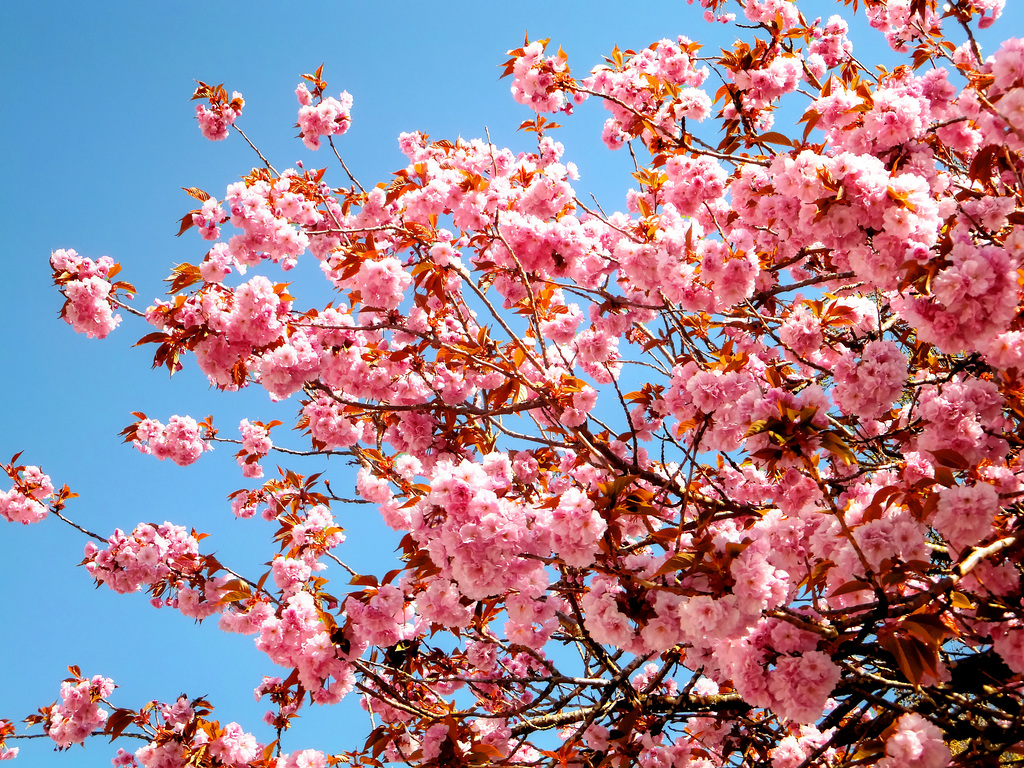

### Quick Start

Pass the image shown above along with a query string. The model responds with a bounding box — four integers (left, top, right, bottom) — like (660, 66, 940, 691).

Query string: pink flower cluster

(767, 652, 841, 724)
(149, 274, 298, 392)
(584, 37, 710, 148)
(129, 700, 262, 768)
(849, 502, 929, 575)
(254, 590, 355, 703)
(222, 175, 318, 269)
(0, 464, 53, 525)
(192, 198, 227, 242)
(46, 674, 115, 749)
(742, 0, 800, 29)
(866, 0, 942, 52)
(303, 395, 367, 449)
(932, 481, 1000, 552)
(731, 53, 803, 111)
(732, 148, 941, 290)
(537, 486, 606, 567)
(286, 505, 345, 553)
(50, 248, 123, 339)
(195, 91, 243, 141)
(83, 522, 202, 595)
(831, 340, 908, 420)
(350, 256, 412, 310)
(877, 713, 951, 768)
(659, 360, 758, 452)
(133, 415, 210, 467)
(237, 419, 273, 478)
(345, 583, 416, 649)
(296, 84, 353, 150)
(256, 330, 323, 401)
(915, 376, 1008, 464)
(407, 458, 549, 602)
(992, 624, 1024, 675)
(509, 41, 571, 113)
(207, 721, 261, 767)
(808, 15, 853, 69)
(279, 749, 327, 768)
(770, 726, 835, 768)
(897, 242, 1019, 356)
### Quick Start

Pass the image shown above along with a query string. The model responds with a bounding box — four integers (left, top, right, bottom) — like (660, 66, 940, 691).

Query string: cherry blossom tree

(4, 0, 1024, 766)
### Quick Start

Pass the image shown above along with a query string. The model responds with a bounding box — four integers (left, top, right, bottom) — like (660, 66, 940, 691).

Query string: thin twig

(52, 510, 107, 542)
(328, 135, 366, 194)
(234, 126, 278, 176)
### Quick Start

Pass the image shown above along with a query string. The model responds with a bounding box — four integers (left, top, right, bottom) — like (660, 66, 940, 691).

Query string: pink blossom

(61, 276, 121, 339)
(877, 713, 951, 768)
(256, 331, 323, 401)
(195, 92, 243, 141)
(561, 386, 598, 428)
(297, 91, 353, 150)
(347, 583, 415, 648)
(209, 722, 260, 767)
(212, 275, 290, 349)
(996, 87, 1024, 132)
(84, 522, 202, 595)
(238, 419, 272, 464)
(199, 242, 234, 283)
(415, 578, 473, 628)
(0, 463, 53, 525)
(46, 674, 116, 749)
(916, 377, 1007, 464)
(664, 156, 727, 216)
(280, 749, 327, 768)
(771, 726, 834, 768)
(732, 54, 803, 108)
(853, 506, 929, 572)
(542, 487, 607, 567)
(992, 624, 1024, 674)
(991, 37, 1024, 93)
(832, 340, 908, 419)
(779, 306, 823, 359)
(134, 415, 210, 466)
(583, 36, 709, 146)
(509, 41, 569, 113)
(768, 651, 840, 723)
(234, 417, 274, 479)
(351, 257, 412, 310)
(272, 556, 313, 595)
(303, 396, 364, 449)
(356, 468, 393, 505)
(191, 198, 227, 241)
(135, 740, 186, 768)
(932, 482, 1000, 551)
(810, 16, 852, 67)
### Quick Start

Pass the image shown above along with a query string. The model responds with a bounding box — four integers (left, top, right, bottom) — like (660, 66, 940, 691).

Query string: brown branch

(52, 509, 107, 542)
(328, 135, 366, 194)
(509, 691, 746, 736)
(233, 126, 278, 176)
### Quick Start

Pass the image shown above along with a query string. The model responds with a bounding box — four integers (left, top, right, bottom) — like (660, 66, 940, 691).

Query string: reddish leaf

(181, 186, 212, 202)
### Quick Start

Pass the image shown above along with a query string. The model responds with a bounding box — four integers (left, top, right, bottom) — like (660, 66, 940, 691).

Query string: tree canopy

(4, 1, 1024, 767)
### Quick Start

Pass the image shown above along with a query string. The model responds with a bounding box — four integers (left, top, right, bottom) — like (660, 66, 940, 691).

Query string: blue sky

(2, 1, 1022, 765)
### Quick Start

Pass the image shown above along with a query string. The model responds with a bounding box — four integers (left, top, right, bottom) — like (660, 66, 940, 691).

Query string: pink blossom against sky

(0, 4, 736, 765)
(2, 1, 1023, 766)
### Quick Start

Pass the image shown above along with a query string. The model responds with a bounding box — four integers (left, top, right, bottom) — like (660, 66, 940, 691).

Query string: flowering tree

(4, 0, 1024, 766)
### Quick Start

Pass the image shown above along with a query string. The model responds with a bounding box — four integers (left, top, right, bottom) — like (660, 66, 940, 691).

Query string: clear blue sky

(2, 2, 1021, 765)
